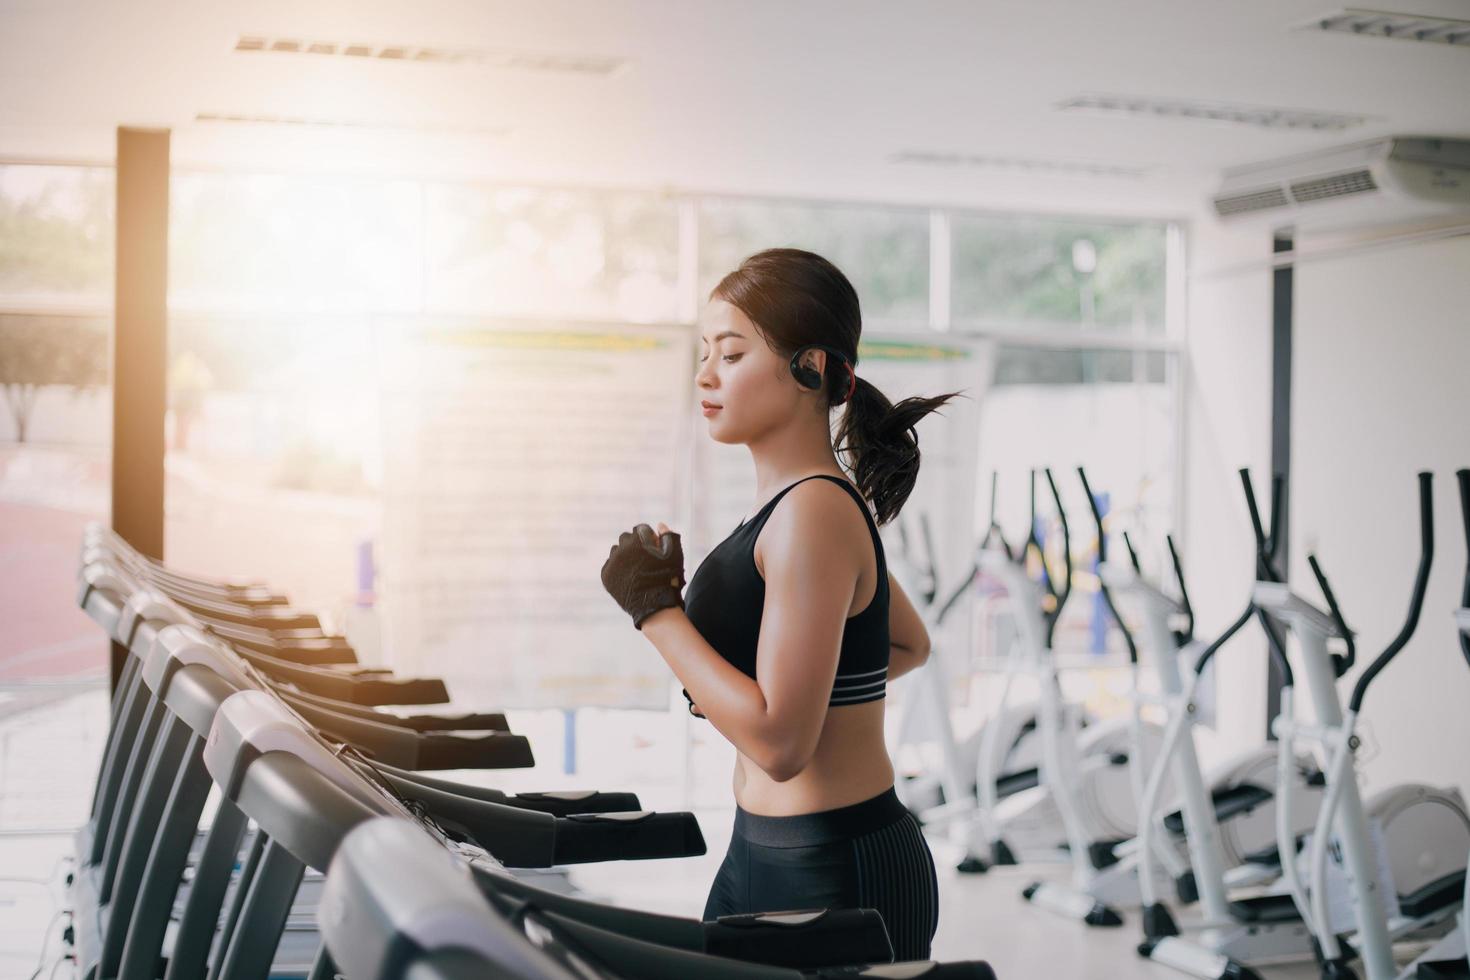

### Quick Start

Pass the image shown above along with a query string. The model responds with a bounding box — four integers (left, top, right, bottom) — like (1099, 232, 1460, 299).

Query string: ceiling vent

(890, 150, 1151, 179)
(233, 35, 626, 75)
(1212, 137, 1470, 230)
(1297, 9, 1470, 46)
(1058, 93, 1369, 132)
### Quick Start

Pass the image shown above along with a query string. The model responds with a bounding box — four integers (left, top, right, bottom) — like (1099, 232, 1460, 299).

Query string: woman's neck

(745, 414, 846, 503)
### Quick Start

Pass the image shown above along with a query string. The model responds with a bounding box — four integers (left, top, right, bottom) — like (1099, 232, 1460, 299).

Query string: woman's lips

(701, 402, 722, 417)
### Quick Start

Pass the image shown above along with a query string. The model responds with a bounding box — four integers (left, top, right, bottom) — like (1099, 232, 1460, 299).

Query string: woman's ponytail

(835, 378, 961, 526)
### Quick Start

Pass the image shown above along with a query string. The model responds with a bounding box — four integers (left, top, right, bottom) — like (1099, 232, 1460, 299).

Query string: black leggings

(701, 787, 939, 961)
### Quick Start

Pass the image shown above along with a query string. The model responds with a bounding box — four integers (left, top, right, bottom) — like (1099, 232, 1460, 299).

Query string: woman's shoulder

(757, 475, 873, 560)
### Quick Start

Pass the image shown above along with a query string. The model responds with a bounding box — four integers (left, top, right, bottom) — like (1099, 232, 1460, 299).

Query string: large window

(698, 199, 930, 326)
(0, 165, 113, 302)
(0, 165, 115, 834)
(951, 214, 1168, 335)
(1, 162, 1184, 811)
(170, 173, 423, 313)
(0, 166, 114, 684)
(946, 214, 1177, 698)
(164, 312, 382, 622)
(426, 185, 681, 322)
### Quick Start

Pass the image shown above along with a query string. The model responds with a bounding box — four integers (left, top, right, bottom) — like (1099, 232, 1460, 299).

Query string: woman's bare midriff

(732, 698, 895, 816)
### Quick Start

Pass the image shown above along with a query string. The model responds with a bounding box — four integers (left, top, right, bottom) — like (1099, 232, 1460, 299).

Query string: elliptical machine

(1402, 466, 1470, 980)
(889, 474, 1126, 876)
(971, 468, 1172, 925)
(1119, 471, 1329, 978)
(889, 509, 980, 844)
(1259, 471, 1469, 980)
(1110, 469, 1467, 979)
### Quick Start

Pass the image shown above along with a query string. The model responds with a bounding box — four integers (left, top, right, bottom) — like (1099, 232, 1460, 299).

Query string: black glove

(600, 524, 686, 629)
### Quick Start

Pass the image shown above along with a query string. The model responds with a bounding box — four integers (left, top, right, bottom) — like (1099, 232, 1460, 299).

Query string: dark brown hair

(711, 247, 960, 525)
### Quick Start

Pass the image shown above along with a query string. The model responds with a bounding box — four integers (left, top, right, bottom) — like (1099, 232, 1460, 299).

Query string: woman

(600, 248, 960, 961)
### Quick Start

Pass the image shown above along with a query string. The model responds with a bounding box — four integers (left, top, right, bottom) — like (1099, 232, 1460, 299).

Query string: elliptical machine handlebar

(1164, 534, 1195, 644)
(1120, 531, 1142, 572)
(896, 512, 941, 607)
(1347, 471, 1435, 714)
(1241, 469, 1295, 686)
(979, 470, 1014, 560)
(1192, 470, 1295, 687)
(929, 471, 1014, 629)
(1459, 468, 1470, 668)
(1240, 469, 1285, 581)
(1306, 553, 1356, 677)
(1027, 468, 1073, 644)
(919, 512, 940, 605)
(1267, 473, 1285, 571)
(1192, 605, 1252, 675)
(942, 468, 1073, 634)
(1076, 466, 1138, 665)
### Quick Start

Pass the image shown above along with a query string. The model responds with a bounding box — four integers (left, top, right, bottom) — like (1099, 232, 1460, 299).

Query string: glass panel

(164, 313, 382, 629)
(0, 163, 115, 696)
(0, 164, 114, 302)
(425, 185, 681, 322)
(1, 166, 115, 834)
(698, 199, 929, 324)
(952, 214, 1167, 334)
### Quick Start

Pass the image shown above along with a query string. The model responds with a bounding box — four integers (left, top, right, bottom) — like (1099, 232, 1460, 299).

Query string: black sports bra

(683, 475, 890, 707)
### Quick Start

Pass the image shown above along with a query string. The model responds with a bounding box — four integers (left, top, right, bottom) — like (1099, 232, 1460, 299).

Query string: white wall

(1291, 233, 1470, 798)
(1180, 219, 1470, 801)
(1178, 213, 1275, 766)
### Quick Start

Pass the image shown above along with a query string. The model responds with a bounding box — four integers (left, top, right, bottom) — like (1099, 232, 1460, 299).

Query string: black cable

(26, 909, 69, 980)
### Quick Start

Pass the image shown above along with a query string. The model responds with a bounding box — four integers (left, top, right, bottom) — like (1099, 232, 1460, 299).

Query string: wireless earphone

(789, 345, 858, 406)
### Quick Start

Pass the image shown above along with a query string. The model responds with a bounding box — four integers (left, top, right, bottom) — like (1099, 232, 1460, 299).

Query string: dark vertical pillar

(1266, 232, 1293, 735)
(110, 127, 169, 691)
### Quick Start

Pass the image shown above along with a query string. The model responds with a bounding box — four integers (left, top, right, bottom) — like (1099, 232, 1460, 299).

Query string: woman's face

(696, 299, 801, 445)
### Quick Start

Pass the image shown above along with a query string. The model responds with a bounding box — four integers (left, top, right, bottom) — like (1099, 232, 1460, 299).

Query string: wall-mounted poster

(376, 318, 695, 710)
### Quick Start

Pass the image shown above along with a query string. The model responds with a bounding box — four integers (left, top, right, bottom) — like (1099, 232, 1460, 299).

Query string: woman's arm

(641, 481, 864, 781)
(887, 644, 928, 682)
(885, 570, 931, 682)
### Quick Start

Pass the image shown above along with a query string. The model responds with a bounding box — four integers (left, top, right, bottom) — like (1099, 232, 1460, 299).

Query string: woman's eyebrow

(699, 330, 746, 345)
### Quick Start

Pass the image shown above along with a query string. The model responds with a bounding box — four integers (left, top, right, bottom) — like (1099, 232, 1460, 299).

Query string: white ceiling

(1, 0, 1467, 218)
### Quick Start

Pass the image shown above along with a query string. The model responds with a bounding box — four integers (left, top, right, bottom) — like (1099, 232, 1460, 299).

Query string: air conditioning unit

(1212, 137, 1470, 231)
